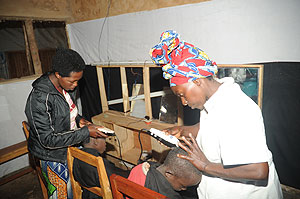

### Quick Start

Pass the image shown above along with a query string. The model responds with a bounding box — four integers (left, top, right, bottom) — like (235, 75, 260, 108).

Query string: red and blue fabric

(150, 30, 218, 87)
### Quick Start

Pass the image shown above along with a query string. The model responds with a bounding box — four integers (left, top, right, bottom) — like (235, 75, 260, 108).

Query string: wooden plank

(95, 64, 160, 68)
(0, 141, 28, 164)
(22, 23, 34, 75)
(96, 67, 109, 112)
(130, 83, 142, 113)
(258, 65, 264, 109)
(120, 67, 130, 114)
(143, 66, 152, 119)
(92, 110, 174, 131)
(24, 20, 42, 75)
(218, 64, 263, 68)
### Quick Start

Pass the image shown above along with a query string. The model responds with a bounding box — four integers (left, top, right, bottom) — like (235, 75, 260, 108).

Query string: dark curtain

(78, 66, 103, 121)
(262, 62, 300, 189)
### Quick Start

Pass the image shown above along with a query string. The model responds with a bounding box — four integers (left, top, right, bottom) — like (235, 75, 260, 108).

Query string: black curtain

(262, 62, 300, 189)
(78, 65, 102, 121)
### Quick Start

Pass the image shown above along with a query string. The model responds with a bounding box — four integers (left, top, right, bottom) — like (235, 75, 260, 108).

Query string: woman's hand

(178, 133, 210, 172)
(164, 122, 200, 138)
(79, 118, 92, 128)
(163, 126, 185, 138)
(87, 124, 108, 138)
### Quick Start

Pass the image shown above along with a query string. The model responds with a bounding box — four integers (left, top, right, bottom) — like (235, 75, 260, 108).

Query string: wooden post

(120, 67, 130, 115)
(258, 65, 264, 109)
(96, 66, 109, 112)
(24, 20, 42, 75)
(22, 23, 33, 75)
(143, 66, 152, 119)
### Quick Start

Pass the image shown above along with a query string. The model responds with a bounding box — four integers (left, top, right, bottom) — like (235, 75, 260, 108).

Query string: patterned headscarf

(149, 30, 218, 87)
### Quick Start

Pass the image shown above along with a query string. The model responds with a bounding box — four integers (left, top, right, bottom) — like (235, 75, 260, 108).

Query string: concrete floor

(0, 171, 43, 199)
(0, 171, 299, 199)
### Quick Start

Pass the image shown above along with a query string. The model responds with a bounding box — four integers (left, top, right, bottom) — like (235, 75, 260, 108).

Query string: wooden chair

(67, 146, 113, 199)
(22, 121, 48, 199)
(109, 174, 168, 199)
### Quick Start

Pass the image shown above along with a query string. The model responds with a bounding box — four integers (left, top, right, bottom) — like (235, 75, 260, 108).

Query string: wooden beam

(95, 64, 160, 68)
(24, 20, 42, 75)
(120, 67, 130, 115)
(258, 65, 264, 109)
(96, 67, 109, 112)
(22, 23, 33, 75)
(143, 66, 152, 119)
(0, 141, 28, 164)
(92, 110, 174, 131)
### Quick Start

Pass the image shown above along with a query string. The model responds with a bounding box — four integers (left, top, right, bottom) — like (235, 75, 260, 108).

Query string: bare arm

(179, 134, 269, 181)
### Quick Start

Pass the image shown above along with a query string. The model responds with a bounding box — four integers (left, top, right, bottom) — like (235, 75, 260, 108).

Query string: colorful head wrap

(149, 30, 218, 87)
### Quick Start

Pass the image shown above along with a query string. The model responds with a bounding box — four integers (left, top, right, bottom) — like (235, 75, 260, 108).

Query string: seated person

(128, 147, 202, 199)
(73, 137, 130, 199)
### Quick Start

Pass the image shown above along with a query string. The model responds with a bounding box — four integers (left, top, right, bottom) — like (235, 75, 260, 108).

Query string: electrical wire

(98, 0, 111, 59)
(137, 128, 150, 164)
(114, 134, 129, 170)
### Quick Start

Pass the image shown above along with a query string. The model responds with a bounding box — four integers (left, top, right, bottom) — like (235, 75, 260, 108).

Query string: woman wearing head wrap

(150, 30, 283, 199)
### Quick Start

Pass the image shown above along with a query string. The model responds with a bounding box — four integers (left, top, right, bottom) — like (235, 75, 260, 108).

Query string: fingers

(96, 130, 109, 138)
(177, 153, 193, 161)
(181, 135, 193, 150)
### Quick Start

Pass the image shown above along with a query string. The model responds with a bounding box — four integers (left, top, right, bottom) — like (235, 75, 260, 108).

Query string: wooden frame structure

(91, 63, 264, 167)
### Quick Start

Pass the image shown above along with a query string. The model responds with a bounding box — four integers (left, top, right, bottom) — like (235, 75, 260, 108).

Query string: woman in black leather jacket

(25, 48, 107, 199)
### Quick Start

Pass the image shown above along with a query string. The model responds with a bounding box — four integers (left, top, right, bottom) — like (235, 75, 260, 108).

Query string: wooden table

(92, 110, 175, 167)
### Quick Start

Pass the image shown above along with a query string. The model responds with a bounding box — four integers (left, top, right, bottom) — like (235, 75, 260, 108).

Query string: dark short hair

(164, 147, 202, 178)
(52, 48, 86, 77)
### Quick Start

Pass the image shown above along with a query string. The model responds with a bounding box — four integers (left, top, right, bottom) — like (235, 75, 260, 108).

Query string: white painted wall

(68, 0, 300, 65)
(0, 78, 34, 177)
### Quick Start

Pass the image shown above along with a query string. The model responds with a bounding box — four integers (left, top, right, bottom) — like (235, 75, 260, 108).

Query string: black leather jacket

(25, 73, 90, 163)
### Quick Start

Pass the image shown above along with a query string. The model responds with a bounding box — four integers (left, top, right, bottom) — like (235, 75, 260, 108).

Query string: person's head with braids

(150, 30, 221, 111)
(157, 147, 202, 191)
(51, 48, 86, 92)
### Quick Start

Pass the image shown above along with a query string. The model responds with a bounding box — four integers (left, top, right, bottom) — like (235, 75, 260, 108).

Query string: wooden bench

(0, 141, 28, 164)
(0, 140, 32, 186)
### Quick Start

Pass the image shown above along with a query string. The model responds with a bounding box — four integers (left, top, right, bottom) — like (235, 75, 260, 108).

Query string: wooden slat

(92, 110, 173, 132)
(143, 66, 152, 119)
(130, 83, 142, 113)
(0, 141, 28, 164)
(95, 64, 160, 68)
(22, 23, 34, 75)
(218, 64, 263, 68)
(96, 67, 109, 112)
(258, 65, 264, 108)
(24, 20, 42, 75)
(120, 67, 130, 114)
(110, 174, 168, 199)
